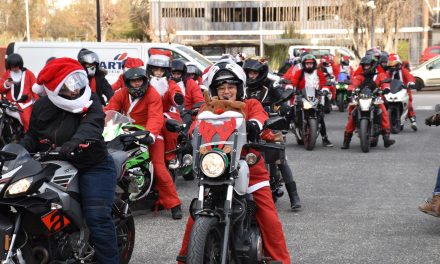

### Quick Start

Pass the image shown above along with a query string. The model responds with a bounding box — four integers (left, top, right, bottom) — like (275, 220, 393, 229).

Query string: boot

(171, 205, 183, 220)
(322, 136, 334, 147)
(341, 132, 352, 149)
(382, 130, 395, 148)
(418, 195, 440, 217)
(285, 182, 301, 210)
(370, 137, 378, 147)
(409, 116, 418, 131)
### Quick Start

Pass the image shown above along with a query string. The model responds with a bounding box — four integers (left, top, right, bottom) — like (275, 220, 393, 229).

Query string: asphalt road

(130, 90, 440, 264)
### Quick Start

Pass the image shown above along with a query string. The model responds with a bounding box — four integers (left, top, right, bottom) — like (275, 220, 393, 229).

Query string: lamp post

(259, 0, 264, 57)
(366, 0, 376, 47)
(159, 0, 162, 42)
(96, 0, 101, 42)
(25, 0, 30, 42)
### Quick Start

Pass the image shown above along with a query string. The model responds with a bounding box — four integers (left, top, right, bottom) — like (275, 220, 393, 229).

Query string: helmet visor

(59, 72, 88, 98)
(81, 53, 99, 64)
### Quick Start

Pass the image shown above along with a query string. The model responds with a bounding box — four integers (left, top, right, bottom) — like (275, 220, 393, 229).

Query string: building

(149, 0, 433, 64)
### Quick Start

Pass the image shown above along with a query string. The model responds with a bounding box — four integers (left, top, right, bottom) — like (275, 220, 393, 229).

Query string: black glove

(279, 104, 291, 117)
(425, 114, 440, 126)
(347, 90, 353, 97)
(382, 88, 390, 95)
(60, 138, 82, 158)
(408, 83, 416, 90)
(174, 93, 184, 106)
(139, 135, 154, 145)
(246, 121, 261, 142)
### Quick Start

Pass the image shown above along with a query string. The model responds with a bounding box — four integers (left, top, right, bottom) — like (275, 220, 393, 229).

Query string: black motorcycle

(0, 99, 25, 148)
(0, 143, 135, 264)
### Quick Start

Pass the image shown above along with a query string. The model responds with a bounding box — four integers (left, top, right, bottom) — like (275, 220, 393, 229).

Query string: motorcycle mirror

(166, 119, 182, 133)
(272, 89, 294, 105)
(264, 116, 289, 131)
(435, 104, 440, 112)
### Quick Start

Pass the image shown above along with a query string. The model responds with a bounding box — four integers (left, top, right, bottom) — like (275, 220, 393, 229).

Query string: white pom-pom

(32, 83, 46, 96)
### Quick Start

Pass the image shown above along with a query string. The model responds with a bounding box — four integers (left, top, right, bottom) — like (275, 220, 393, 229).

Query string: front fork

(3, 212, 22, 264)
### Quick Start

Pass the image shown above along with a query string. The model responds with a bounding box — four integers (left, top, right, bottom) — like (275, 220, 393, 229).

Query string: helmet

(6, 53, 24, 70)
(366, 48, 381, 61)
(171, 60, 187, 82)
(360, 55, 377, 75)
(123, 68, 149, 99)
(301, 54, 317, 73)
(206, 60, 246, 100)
(242, 59, 269, 90)
(340, 56, 350, 66)
(387, 53, 402, 67)
(186, 63, 202, 80)
(77, 49, 100, 77)
(321, 55, 331, 67)
(147, 54, 171, 77)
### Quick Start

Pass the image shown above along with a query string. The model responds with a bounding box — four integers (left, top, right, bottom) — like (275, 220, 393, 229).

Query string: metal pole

(159, 0, 162, 42)
(437, 0, 439, 24)
(96, 0, 101, 42)
(370, 9, 374, 47)
(259, 0, 264, 57)
(25, 0, 30, 42)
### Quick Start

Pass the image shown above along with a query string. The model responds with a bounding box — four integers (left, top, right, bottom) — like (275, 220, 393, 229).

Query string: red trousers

(163, 112, 182, 162)
(149, 138, 181, 209)
(344, 103, 390, 134)
(7, 107, 31, 132)
(407, 88, 416, 118)
(329, 85, 336, 100)
(178, 161, 291, 263)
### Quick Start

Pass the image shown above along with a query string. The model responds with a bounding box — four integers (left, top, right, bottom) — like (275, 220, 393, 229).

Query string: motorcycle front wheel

(359, 119, 370, 153)
(113, 199, 135, 264)
(389, 106, 401, 134)
(337, 93, 345, 112)
(187, 217, 223, 264)
(304, 119, 317, 151)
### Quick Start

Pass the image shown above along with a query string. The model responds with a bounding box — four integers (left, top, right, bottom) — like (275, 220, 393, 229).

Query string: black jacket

(92, 69, 114, 106)
(21, 94, 108, 170)
(246, 79, 283, 107)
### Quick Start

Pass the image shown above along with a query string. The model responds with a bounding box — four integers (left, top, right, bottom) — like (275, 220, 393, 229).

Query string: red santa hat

(149, 48, 173, 59)
(32, 58, 92, 113)
(124, 57, 144, 69)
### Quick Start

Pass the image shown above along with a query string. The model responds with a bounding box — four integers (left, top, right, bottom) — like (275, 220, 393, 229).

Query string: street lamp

(96, 0, 101, 42)
(25, 0, 30, 42)
(366, 0, 376, 47)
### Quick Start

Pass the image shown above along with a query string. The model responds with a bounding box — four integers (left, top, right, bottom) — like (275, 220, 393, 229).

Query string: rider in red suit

(386, 53, 418, 131)
(105, 67, 183, 219)
(177, 59, 291, 264)
(111, 57, 144, 91)
(341, 55, 396, 149)
(333, 56, 354, 79)
(0, 53, 38, 132)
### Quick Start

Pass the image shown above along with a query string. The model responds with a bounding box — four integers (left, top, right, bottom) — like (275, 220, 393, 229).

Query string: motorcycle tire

(186, 217, 224, 264)
(337, 93, 345, 112)
(182, 171, 195, 181)
(113, 199, 136, 264)
(359, 119, 370, 153)
(304, 119, 317, 151)
(389, 106, 401, 134)
(324, 98, 332, 114)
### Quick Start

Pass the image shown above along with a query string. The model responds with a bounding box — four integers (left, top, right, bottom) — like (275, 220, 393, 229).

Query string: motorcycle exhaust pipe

(32, 246, 49, 264)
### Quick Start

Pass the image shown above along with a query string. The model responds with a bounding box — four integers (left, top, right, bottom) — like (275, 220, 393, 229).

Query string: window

(428, 59, 440, 69)
(162, 8, 205, 18)
(211, 6, 299, 23)
(307, 6, 340, 21)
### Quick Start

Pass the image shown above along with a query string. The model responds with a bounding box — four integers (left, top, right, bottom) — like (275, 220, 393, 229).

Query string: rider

(0, 53, 38, 132)
(177, 59, 291, 264)
(23, 58, 119, 263)
(287, 54, 334, 147)
(105, 67, 183, 219)
(185, 63, 206, 92)
(77, 48, 114, 105)
(243, 58, 301, 210)
(171, 59, 204, 111)
(386, 53, 418, 131)
(341, 55, 396, 149)
(333, 55, 354, 79)
(378, 51, 389, 72)
(111, 57, 144, 91)
(319, 54, 338, 102)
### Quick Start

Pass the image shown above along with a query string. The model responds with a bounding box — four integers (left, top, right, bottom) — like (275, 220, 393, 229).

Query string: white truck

(5, 42, 212, 84)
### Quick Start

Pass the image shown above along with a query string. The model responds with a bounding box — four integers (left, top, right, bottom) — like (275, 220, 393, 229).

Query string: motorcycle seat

(108, 149, 129, 180)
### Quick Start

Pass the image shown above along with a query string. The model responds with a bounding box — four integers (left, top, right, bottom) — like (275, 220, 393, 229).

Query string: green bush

(265, 44, 289, 72)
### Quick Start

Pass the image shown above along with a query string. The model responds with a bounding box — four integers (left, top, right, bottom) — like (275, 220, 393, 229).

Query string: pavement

(130, 89, 440, 264)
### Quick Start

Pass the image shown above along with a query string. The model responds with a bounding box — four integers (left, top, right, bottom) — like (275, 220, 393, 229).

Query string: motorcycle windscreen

(337, 72, 348, 82)
(1, 143, 41, 178)
(192, 110, 246, 172)
(390, 79, 404, 94)
(103, 110, 134, 142)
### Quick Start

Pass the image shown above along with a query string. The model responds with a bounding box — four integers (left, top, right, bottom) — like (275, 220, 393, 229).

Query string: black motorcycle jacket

(21, 94, 108, 170)
(90, 69, 114, 106)
(246, 79, 283, 107)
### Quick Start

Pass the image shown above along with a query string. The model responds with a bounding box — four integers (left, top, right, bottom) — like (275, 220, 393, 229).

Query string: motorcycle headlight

(5, 178, 33, 197)
(200, 152, 227, 178)
(303, 100, 313, 110)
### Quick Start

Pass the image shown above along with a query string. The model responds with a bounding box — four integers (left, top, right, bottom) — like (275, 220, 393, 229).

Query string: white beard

(150, 77, 169, 96)
(10, 70, 22, 82)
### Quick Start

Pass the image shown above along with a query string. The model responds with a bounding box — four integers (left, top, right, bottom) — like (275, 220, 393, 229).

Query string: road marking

(415, 106, 435, 110)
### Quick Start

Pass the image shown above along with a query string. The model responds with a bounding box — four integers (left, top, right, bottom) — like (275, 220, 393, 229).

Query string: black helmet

(123, 68, 149, 99)
(360, 55, 377, 75)
(171, 60, 187, 82)
(186, 63, 202, 80)
(77, 48, 100, 66)
(6, 53, 24, 70)
(207, 61, 246, 100)
(301, 54, 317, 73)
(366, 48, 381, 61)
(242, 59, 269, 90)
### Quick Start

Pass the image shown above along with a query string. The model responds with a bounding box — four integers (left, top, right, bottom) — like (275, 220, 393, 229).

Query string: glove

(408, 83, 416, 90)
(139, 135, 154, 145)
(347, 90, 353, 97)
(382, 88, 390, 95)
(60, 138, 82, 158)
(279, 104, 291, 117)
(246, 121, 261, 142)
(425, 114, 440, 126)
(173, 93, 184, 106)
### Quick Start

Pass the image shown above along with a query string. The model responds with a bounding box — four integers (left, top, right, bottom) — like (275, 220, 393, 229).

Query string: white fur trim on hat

(32, 83, 46, 96)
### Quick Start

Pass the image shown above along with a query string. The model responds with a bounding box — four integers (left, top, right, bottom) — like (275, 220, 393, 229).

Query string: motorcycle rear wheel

(304, 119, 317, 151)
(359, 119, 370, 153)
(187, 217, 223, 264)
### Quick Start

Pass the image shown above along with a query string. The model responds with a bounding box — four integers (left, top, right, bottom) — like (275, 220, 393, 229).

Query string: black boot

(383, 130, 395, 148)
(171, 205, 183, 220)
(409, 116, 418, 131)
(285, 182, 301, 210)
(341, 132, 352, 149)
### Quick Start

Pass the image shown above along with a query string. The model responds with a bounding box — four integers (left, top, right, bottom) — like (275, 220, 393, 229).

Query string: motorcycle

(103, 110, 156, 208)
(0, 143, 135, 263)
(384, 79, 409, 134)
(350, 85, 385, 153)
(335, 72, 350, 112)
(0, 99, 25, 148)
(185, 102, 286, 264)
(291, 84, 322, 150)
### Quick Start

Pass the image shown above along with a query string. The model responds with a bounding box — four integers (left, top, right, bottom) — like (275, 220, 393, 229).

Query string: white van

(6, 42, 212, 84)
(288, 45, 356, 62)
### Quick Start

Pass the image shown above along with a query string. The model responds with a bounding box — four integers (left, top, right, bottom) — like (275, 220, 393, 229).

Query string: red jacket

(288, 69, 328, 90)
(0, 69, 37, 110)
(386, 68, 415, 86)
(183, 79, 204, 110)
(111, 74, 124, 91)
(104, 85, 164, 140)
(349, 71, 390, 91)
(151, 80, 183, 113)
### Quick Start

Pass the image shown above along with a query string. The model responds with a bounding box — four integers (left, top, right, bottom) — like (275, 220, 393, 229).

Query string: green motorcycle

(336, 72, 350, 112)
(103, 110, 155, 205)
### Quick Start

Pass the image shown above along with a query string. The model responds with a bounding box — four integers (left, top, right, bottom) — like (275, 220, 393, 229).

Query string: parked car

(419, 46, 440, 63)
(288, 45, 356, 62)
(411, 55, 440, 91)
